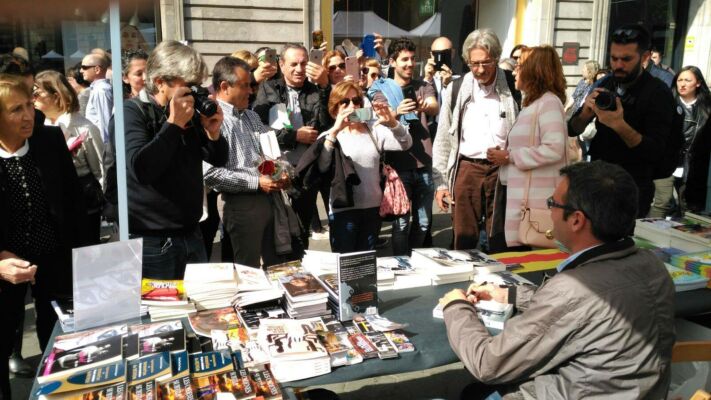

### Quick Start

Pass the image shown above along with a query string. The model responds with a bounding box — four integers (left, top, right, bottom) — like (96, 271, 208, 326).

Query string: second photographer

(125, 40, 228, 280)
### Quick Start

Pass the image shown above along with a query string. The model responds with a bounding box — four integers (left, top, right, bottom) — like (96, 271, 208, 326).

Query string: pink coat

(500, 92, 568, 246)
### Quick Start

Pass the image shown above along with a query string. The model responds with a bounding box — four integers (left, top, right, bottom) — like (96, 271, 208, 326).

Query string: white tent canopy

(408, 13, 441, 37)
(333, 11, 414, 38)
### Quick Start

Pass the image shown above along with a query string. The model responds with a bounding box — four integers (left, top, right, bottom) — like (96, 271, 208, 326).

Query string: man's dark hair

(121, 48, 149, 75)
(0, 53, 33, 76)
(388, 37, 417, 60)
(212, 56, 250, 90)
(67, 62, 89, 88)
(559, 160, 638, 242)
(610, 24, 651, 53)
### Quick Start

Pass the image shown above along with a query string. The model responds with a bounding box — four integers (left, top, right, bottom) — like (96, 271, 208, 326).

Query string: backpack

(593, 75, 684, 179)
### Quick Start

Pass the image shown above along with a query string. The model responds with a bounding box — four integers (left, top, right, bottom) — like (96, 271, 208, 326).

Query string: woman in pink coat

(487, 46, 569, 247)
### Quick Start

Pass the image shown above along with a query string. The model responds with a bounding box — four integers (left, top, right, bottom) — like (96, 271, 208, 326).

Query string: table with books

(30, 245, 711, 399)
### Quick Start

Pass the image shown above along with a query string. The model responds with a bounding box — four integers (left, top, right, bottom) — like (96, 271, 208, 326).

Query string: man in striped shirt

(203, 56, 288, 267)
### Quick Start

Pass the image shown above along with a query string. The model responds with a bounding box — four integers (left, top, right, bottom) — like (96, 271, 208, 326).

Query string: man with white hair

(81, 52, 113, 143)
(432, 29, 520, 251)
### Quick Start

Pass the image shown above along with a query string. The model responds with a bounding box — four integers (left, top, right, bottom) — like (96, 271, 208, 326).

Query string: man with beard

(368, 37, 439, 255)
(569, 24, 674, 217)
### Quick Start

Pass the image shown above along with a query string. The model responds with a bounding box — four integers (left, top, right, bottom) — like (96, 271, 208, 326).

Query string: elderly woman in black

(0, 74, 83, 400)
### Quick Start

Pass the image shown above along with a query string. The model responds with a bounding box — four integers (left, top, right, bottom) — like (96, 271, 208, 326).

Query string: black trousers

(0, 251, 71, 400)
(289, 186, 318, 251)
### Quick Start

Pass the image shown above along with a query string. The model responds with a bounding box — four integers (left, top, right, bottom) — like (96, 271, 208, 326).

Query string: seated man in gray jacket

(440, 160, 675, 399)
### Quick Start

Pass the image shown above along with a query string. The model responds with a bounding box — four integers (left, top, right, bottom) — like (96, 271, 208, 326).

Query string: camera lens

(594, 91, 616, 111)
(189, 85, 218, 117)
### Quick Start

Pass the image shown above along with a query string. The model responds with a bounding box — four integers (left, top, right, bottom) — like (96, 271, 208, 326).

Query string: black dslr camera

(594, 89, 618, 111)
(189, 85, 218, 117)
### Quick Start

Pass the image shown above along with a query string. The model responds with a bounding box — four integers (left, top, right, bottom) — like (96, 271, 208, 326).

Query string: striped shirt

(203, 99, 269, 193)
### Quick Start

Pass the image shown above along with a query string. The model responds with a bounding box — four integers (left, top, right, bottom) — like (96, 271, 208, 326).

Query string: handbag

(366, 125, 410, 221)
(516, 102, 561, 249)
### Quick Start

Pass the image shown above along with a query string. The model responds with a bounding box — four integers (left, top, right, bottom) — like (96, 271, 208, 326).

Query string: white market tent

(333, 11, 414, 38)
(408, 13, 441, 37)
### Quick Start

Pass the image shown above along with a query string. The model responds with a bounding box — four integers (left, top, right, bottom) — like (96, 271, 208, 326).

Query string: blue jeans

(391, 167, 434, 256)
(137, 227, 207, 280)
(329, 207, 381, 253)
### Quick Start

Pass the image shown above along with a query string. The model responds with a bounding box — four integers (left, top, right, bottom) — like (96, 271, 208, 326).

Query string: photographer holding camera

(569, 25, 675, 217)
(125, 40, 228, 280)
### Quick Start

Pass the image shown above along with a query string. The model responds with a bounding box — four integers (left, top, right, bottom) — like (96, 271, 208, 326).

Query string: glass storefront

(606, 0, 690, 71)
(0, 0, 159, 73)
(331, 0, 476, 74)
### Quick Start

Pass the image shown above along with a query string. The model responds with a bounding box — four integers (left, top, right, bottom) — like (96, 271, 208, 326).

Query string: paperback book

(38, 335, 124, 384)
(126, 351, 172, 385)
(130, 320, 186, 356)
(336, 251, 378, 321)
(187, 307, 240, 337)
(35, 359, 126, 396)
(38, 382, 126, 400)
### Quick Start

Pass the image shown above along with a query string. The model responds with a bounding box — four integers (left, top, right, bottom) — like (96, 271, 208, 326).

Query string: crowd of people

(0, 21, 709, 400)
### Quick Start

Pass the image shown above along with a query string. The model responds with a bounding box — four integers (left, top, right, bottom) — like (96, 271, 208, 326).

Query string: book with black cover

(336, 251, 377, 321)
(38, 335, 124, 384)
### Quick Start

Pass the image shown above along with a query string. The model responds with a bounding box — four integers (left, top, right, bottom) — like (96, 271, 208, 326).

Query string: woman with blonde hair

(487, 45, 569, 247)
(34, 70, 104, 245)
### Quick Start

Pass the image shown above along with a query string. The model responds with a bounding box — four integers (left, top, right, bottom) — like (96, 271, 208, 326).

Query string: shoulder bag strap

(521, 101, 541, 210)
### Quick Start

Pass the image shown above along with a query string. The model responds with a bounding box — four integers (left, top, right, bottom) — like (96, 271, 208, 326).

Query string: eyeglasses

(468, 60, 496, 69)
(328, 63, 346, 72)
(338, 96, 363, 107)
(546, 196, 575, 212)
(546, 196, 591, 219)
(80, 65, 98, 70)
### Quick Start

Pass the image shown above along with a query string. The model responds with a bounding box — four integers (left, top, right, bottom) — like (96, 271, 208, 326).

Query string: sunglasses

(611, 28, 642, 43)
(80, 65, 98, 70)
(338, 96, 363, 107)
(328, 63, 346, 72)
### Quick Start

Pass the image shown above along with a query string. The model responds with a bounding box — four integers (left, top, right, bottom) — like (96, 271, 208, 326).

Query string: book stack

(187, 307, 240, 337)
(315, 315, 363, 367)
(433, 300, 514, 335)
(377, 256, 433, 290)
(129, 320, 186, 357)
(184, 263, 239, 310)
(411, 248, 477, 284)
(231, 264, 284, 308)
(664, 263, 710, 292)
(257, 318, 331, 382)
(35, 325, 129, 399)
(670, 250, 711, 282)
(635, 217, 711, 252)
(190, 351, 258, 400)
(140, 279, 196, 321)
(342, 316, 399, 360)
(278, 272, 330, 318)
(302, 250, 339, 271)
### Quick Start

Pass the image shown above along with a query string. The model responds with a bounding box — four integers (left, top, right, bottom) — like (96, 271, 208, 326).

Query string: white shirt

(458, 77, 510, 159)
(85, 78, 113, 143)
(0, 141, 29, 158)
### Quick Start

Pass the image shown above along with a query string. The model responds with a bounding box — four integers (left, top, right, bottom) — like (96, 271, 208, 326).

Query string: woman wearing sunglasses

(317, 81, 411, 252)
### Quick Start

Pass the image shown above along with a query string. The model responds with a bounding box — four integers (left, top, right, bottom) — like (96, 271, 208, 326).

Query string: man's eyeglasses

(328, 63, 346, 72)
(80, 65, 98, 70)
(468, 60, 496, 69)
(338, 96, 363, 107)
(547, 196, 591, 219)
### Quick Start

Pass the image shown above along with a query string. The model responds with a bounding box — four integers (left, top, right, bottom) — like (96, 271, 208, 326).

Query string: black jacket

(252, 78, 331, 150)
(125, 95, 228, 235)
(685, 106, 711, 210)
(296, 137, 360, 209)
(570, 71, 675, 184)
(0, 125, 84, 279)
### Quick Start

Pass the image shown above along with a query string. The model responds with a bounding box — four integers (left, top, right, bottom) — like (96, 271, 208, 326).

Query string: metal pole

(109, 0, 129, 241)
